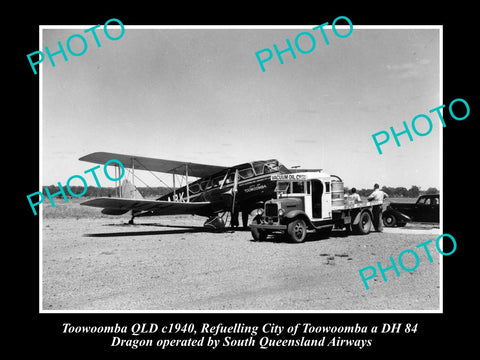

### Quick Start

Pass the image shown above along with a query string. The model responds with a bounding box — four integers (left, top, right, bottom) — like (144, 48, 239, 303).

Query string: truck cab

(267, 171, 333, 220)
(250, 171, 382, 243)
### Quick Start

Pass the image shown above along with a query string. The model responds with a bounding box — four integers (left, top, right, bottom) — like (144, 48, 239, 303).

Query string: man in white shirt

(368, 184, 388, 231)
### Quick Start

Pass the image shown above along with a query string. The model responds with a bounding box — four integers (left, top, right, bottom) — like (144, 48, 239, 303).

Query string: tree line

(346, 185, 439, 198)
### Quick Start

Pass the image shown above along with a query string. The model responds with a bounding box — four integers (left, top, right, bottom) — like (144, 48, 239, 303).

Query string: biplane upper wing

(79, 152, 227, 178)
(80, 197, 212, 215)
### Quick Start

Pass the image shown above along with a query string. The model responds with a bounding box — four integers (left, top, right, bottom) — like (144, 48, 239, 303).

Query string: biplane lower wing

(80, 197, 212, 216)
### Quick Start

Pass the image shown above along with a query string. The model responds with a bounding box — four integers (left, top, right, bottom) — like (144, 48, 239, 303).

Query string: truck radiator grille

(265, 203, 278, 217)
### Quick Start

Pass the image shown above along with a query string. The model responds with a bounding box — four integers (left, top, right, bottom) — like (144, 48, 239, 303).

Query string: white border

(38, 24, 443, 314)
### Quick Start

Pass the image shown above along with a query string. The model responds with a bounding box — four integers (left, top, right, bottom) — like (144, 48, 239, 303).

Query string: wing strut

(131, 157, 135, 188)
(171, 164, 191, 202)
(134, 157, 173, 193)
(172, 170, 176, 198)
(130, 157, 135, 224)
(186, 163, 190, 202)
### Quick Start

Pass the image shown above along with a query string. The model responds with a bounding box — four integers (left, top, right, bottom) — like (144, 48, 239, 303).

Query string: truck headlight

(278, 208, 285, 216)
(256, 208, 264, 216)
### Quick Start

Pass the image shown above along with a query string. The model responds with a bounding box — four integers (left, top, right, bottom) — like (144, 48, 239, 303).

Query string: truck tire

(383, 213, 397, 227)
(251, 227, 268, 242)
(287, 218, 307, 243)
(251, 215, 267, 241)
(353, 211, 372, 235)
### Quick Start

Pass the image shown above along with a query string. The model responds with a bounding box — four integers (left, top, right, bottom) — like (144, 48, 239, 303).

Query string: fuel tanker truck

(249, 171, 383, 243)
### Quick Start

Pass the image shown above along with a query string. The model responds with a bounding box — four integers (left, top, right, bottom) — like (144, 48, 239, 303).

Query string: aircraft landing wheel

(204, 216, 225, 231)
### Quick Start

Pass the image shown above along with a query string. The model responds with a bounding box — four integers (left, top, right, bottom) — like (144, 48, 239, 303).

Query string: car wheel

(383, 213, 397, 227)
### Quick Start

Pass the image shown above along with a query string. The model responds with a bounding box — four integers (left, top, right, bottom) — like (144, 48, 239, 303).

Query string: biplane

(79, 152, 291, 229)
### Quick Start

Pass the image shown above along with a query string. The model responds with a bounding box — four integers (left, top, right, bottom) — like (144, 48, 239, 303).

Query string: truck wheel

(353, 211, 372, 235)
(287, 218, 307, 243)
(383, 213, 397, 227)
(251, 227, 267, 242)
(251, 215, 267, 241)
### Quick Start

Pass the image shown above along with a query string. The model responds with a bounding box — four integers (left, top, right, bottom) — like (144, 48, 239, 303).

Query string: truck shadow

(250, 229, 350, 243)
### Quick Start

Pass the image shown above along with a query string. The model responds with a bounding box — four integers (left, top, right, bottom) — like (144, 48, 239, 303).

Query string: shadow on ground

(84, 222, 250, 237)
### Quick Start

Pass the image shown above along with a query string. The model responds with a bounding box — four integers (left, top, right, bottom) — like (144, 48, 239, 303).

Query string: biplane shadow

(84, 222, 249, 238)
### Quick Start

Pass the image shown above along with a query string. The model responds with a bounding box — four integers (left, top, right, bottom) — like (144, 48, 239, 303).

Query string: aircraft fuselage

(155, 159, 289, 217)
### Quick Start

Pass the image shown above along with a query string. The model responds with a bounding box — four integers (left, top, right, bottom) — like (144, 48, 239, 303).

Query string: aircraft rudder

(119, 179, 144, 199)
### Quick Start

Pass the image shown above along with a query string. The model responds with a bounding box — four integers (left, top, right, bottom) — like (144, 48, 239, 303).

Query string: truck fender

(249, 201, 265, 212)
(353, 209, 373, 225)
(384, 208, 411, 223)
(250, 208, 263, 217)
(284, 210, 315, 228)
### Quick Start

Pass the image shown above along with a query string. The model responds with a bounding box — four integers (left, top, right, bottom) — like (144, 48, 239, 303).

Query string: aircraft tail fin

(119, 179, 144, 199)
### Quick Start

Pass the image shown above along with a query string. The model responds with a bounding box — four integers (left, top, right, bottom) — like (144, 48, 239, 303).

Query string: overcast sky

(41, 25, 441, 190)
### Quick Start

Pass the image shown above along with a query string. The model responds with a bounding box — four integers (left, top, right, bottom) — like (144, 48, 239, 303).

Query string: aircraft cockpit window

(253, 162, 265, 175)
(211, 176, 224, 187)
(264, 161, 280, 173)
(223, 172, 235, 185)
(238, 167, 255, 179)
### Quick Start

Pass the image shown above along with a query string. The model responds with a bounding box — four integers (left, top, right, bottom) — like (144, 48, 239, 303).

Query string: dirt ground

(41, 213, 441, 312)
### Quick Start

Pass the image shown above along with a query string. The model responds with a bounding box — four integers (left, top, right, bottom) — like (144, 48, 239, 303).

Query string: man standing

(367, 184, 388, 231)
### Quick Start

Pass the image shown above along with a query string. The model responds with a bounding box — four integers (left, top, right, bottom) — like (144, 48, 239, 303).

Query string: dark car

(382, 194, 439, 227)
